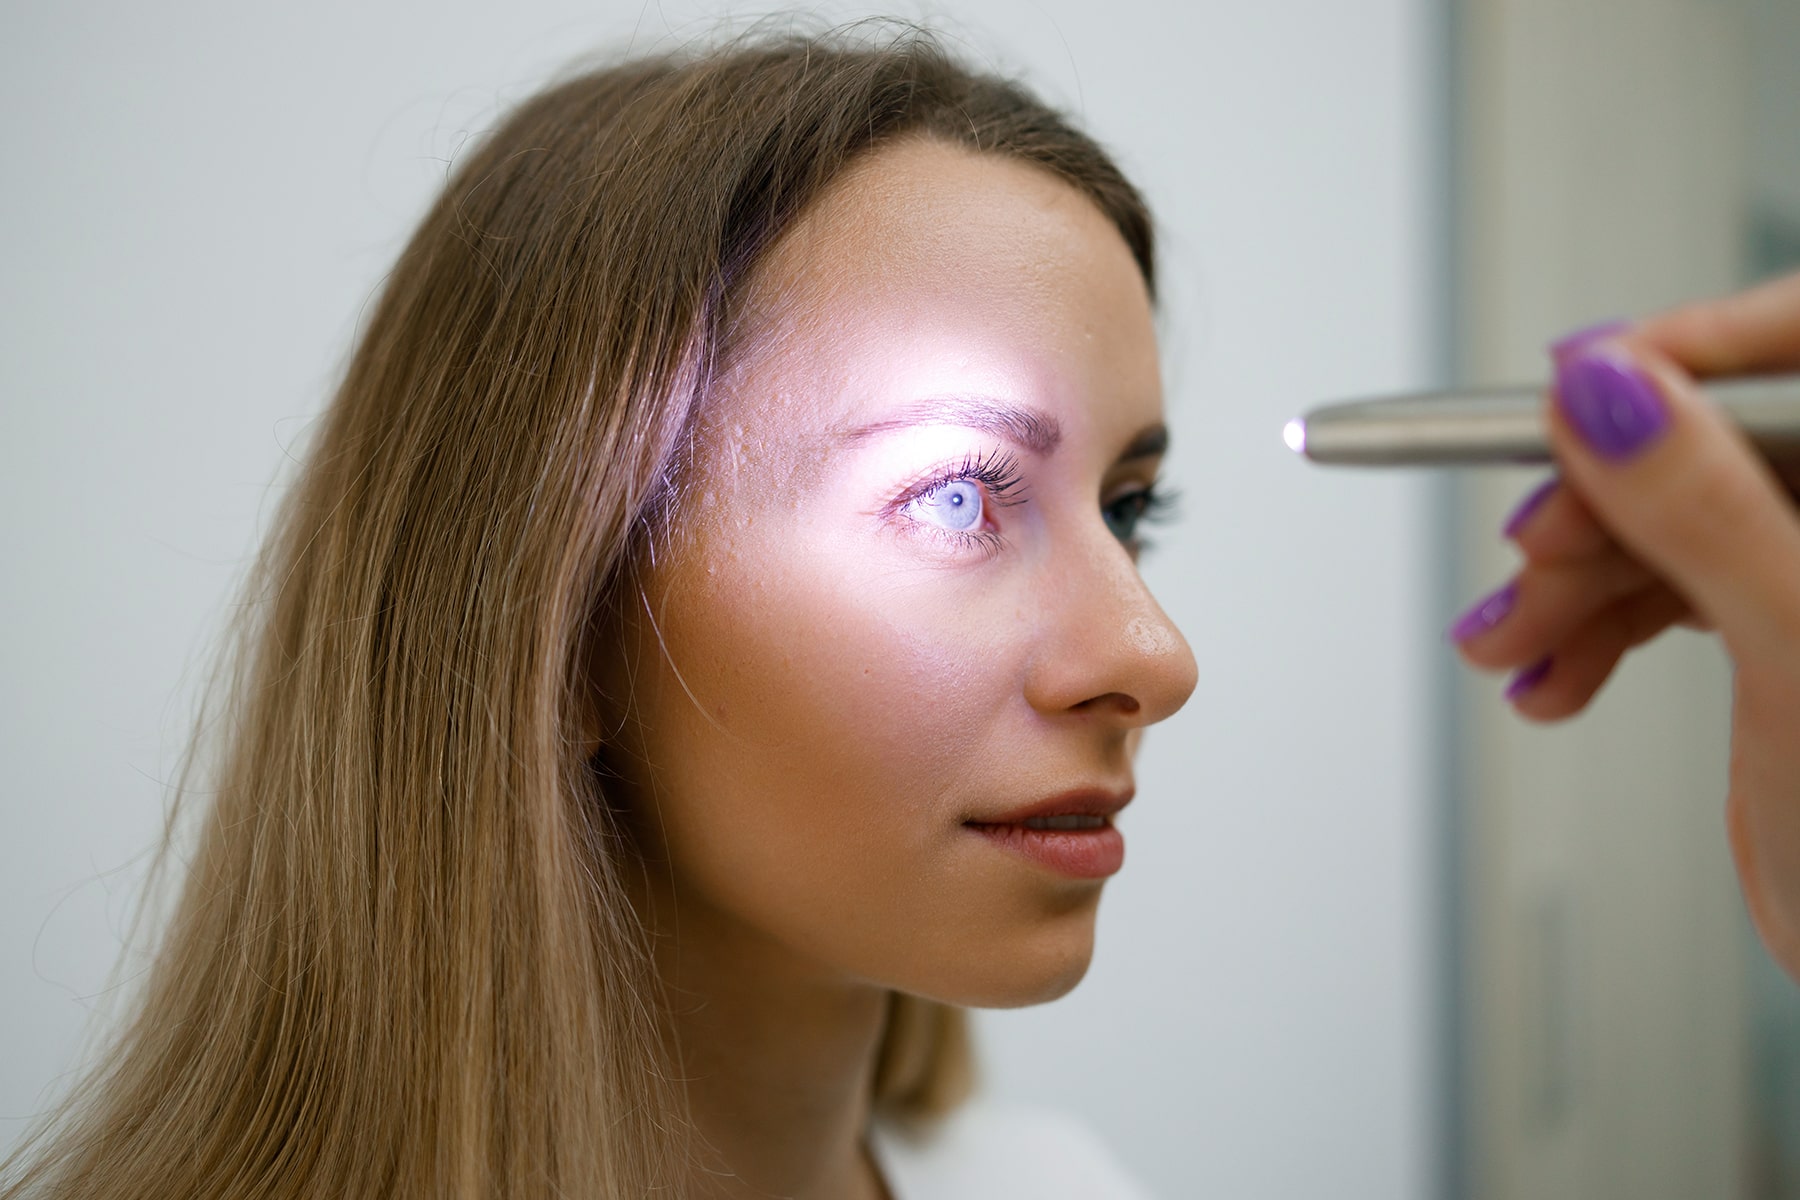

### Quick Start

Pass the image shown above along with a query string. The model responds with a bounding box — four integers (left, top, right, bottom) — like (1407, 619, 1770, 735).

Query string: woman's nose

(1021, 536, 1197, 728)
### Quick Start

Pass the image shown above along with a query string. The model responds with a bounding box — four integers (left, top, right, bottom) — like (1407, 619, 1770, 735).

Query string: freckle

(1126, 617, 1177, 657)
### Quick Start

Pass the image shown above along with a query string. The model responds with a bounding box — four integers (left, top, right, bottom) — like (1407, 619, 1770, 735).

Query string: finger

(1544, 337, 1800, 657)
(1449, 551, 1654, 671)
(1629, 268, 1800, 377)
(1504, 585, 1697, 723)
(1502, 480, 1711, 628)
(1503, 474, 1620, 565)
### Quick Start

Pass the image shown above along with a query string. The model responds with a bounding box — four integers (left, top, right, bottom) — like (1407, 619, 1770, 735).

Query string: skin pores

(598, 136, 1198, 1010)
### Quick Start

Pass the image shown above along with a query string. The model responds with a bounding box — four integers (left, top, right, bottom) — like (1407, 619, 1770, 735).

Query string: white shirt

(868, 1103, 1156, 1199)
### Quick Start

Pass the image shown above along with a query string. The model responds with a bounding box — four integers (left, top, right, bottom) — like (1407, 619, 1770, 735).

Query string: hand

(1447, 268, 1800, 983)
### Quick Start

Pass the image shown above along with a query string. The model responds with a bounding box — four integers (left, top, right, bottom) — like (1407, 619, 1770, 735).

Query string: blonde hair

(3, 24, 1154, 1199)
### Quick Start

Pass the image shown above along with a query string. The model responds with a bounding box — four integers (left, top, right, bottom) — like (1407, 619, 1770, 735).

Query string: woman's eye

(886, 448, 1021, 557)
(1102, 490, 1152, 542)
(911, 479, 985, 532)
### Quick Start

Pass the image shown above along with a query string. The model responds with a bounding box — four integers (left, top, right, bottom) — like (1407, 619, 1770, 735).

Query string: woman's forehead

(750, 138, 1137, 322)
(720, 137, 1160, 439)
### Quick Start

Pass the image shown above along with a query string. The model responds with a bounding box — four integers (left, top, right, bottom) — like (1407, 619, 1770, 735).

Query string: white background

(0, 3, 1438, 1196)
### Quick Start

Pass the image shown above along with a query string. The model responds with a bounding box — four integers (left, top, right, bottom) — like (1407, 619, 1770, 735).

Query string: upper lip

(964, 786, 1135, 826)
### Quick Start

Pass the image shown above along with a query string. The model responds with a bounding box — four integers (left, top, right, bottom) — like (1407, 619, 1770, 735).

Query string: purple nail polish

(1447, 581, 1518, 643)
(1549, 318, 1629, 362)
(1504, 656, 1553, 701)
(1501, 477, 1558, 539)
(1554, 349, 1671, 461)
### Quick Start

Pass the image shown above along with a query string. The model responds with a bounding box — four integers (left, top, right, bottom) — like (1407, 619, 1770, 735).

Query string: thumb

(1546, 335, 1800, 656)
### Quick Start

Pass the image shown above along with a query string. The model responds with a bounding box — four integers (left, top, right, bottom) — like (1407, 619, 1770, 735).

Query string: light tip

(1282, 417, 1307, 455)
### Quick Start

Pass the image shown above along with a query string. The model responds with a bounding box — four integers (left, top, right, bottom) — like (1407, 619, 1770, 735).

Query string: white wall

(0, 4, 1438, 1196)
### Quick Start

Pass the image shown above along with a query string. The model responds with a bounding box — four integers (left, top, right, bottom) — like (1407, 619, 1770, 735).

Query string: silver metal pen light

(1286, 373, 1800, 466)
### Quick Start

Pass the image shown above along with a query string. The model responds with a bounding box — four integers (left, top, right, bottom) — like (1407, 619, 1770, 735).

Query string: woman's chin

(916, 919, 1100, 1009)
(978, 957, 1095, 1009)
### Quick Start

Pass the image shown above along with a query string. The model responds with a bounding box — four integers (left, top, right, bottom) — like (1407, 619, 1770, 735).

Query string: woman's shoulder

(868, 1100, 1155, 1200)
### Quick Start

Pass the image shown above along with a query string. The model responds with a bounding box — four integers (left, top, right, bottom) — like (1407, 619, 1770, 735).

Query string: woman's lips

(962, 819, 1125, 879)
(962, 786, 1133, 879)
(966, 786, 1134, 826)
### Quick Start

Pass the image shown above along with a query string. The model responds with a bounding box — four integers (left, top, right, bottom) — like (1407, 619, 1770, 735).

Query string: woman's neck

(633, 865, 896, 1200)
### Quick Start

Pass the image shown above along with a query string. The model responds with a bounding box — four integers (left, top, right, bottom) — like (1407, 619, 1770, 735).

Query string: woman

(2, 27, 1190, 1200)
(9, 20, 1800, 1200)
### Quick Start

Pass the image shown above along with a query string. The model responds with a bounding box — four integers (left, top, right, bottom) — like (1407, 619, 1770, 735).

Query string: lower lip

(963, 821, 1125, 879)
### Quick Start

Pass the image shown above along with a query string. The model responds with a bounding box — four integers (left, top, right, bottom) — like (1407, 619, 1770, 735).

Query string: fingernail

(1549, 318, 1630, 363)
(1501, 477, 1558, 539)
(1504, 656, 1553, 701)
(1555, 348, 1671, 461)
(1447, 581, 1518, 643)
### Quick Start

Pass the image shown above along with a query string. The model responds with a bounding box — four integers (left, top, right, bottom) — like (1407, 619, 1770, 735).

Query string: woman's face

(602, 136, 1197, 1008)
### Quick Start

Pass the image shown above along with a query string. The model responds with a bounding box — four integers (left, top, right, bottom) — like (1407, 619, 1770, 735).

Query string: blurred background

(2, 1, 1795, 1197)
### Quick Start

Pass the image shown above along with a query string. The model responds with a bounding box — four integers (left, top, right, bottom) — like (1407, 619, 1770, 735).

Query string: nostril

(1078, 692, 1140, 716)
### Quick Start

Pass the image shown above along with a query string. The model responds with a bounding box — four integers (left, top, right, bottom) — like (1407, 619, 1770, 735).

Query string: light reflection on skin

(589, 136, 1198, 1199)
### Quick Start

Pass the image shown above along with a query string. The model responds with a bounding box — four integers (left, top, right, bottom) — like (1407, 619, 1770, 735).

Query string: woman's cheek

(763, 554, 1025, 774)
(652, 538, 1022, 853)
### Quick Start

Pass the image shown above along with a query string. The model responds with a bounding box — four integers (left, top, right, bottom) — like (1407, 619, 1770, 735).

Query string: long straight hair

(2, 25, 1155, 1199)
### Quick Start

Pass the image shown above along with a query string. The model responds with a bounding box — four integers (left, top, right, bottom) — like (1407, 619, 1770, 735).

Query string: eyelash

(1105, 483, 1181, 556)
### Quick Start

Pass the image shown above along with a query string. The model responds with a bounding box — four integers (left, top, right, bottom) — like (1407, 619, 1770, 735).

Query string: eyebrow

(1117, 423, 1169, 462)
(839, 395, 1168, 464)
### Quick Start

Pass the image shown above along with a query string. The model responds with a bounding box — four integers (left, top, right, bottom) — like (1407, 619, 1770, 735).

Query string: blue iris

(914, 480, 983, 532)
